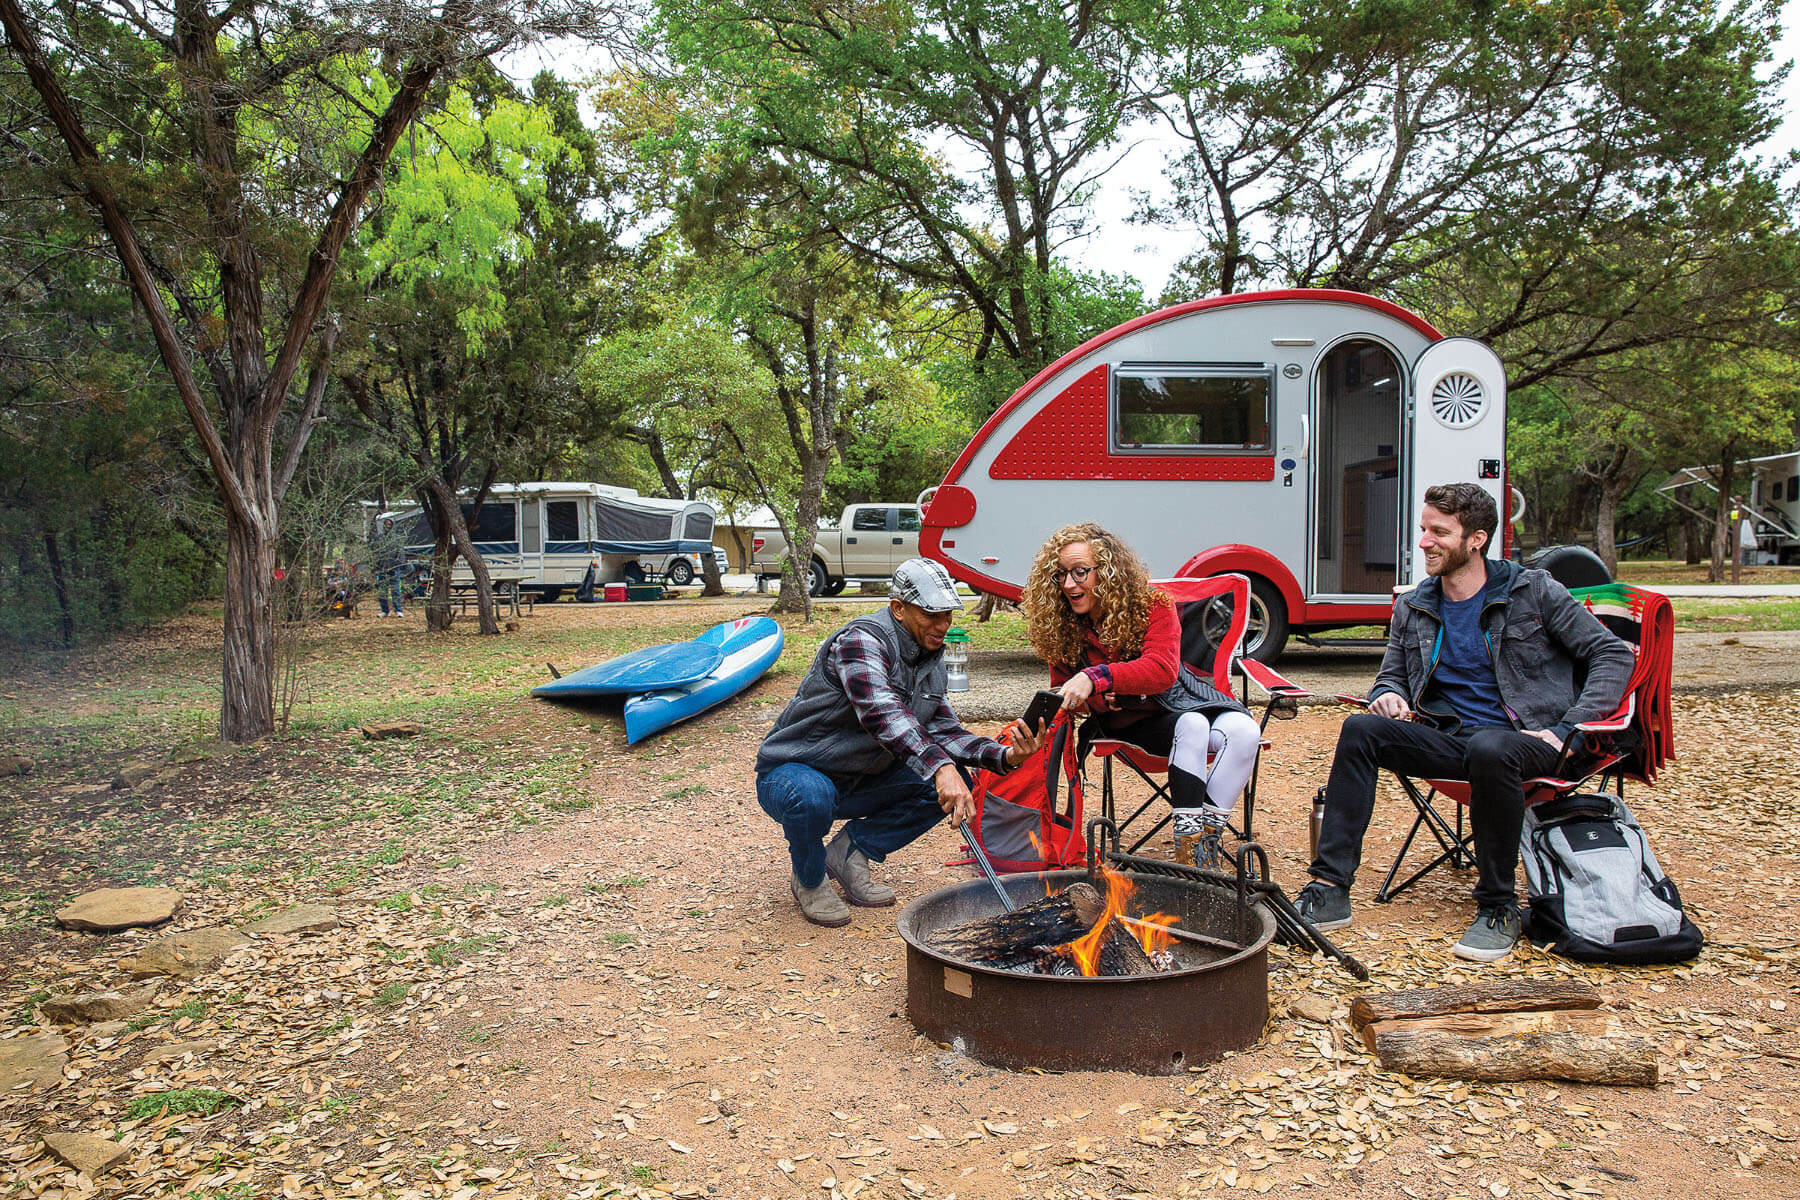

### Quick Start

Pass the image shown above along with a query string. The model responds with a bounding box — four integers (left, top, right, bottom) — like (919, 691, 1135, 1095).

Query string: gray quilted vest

(755, 607, 945, 783)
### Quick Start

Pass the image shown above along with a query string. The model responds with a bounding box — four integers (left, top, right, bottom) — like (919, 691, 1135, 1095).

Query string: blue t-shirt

(1432, 590, 1511, 730)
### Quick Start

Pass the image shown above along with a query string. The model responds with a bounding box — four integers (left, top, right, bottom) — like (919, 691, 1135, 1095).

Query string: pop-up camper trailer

(919, 290, 1510, 659)
(384, 483, 718, 599)
(1656, 451, 1800, 564)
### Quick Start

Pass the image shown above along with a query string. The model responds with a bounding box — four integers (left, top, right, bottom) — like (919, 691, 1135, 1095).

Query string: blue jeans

(756, 761, 951, 887)
(379, 569, 404, 615)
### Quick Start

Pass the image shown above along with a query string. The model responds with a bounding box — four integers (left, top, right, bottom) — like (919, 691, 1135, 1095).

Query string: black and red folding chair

(1087, 574, 1310, 856)
(1352, 582, 1675, 902)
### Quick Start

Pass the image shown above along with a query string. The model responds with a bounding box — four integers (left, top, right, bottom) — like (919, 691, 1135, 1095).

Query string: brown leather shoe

(791, 874, 851, 927)
(824, 829, 896, 906)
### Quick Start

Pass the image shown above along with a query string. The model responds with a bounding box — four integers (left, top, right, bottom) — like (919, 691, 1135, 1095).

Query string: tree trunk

(700, 551, 725, 597)
(426, 478, 499, 635)
(41, 530, 75, 648)
(1710, 456, 1737, 583)
(220, 504, 276, 741)
(1593, 485, 1619, 576)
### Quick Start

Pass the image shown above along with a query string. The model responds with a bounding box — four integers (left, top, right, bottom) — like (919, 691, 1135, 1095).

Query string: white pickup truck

(751, 503, 921, 595)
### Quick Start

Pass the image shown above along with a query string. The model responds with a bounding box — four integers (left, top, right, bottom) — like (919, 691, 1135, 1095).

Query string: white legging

(1169, 709, 1262, 813)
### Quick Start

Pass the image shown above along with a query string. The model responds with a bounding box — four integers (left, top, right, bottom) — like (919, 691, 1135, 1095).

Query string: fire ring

(897, 868, 1275, 1074)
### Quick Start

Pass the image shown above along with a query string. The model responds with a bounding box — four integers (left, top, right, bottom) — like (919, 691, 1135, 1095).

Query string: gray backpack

(1520, 792, 1703, 964)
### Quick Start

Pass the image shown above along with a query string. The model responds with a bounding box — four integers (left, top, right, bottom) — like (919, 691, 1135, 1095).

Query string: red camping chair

(1356, 583, 1675, 902)
(1088, 574, 1310, 855)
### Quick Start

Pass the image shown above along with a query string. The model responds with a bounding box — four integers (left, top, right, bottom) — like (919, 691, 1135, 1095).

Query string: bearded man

(1293, 482, 1633, 962)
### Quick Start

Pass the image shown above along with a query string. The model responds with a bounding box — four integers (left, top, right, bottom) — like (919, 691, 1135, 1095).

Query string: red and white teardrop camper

(919, 290, 1510, 659)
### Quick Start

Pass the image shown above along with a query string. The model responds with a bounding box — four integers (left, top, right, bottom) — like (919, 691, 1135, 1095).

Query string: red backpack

(965, 714, 1086, 873)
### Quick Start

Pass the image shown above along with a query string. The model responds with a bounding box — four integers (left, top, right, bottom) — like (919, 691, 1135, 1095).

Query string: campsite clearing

(1, 598, 1796, 1199)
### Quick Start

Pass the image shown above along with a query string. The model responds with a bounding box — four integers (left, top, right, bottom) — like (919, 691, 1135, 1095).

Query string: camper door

(1406, 338, 1506, 582)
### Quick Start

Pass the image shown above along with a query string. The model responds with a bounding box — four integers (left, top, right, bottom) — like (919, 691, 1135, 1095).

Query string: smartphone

(1020, 689, 1063, 732)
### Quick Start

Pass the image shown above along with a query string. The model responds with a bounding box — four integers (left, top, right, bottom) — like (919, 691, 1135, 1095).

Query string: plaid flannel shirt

(829, 625, 1010, 780)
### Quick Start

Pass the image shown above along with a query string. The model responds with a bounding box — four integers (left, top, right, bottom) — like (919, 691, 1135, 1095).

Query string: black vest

(755, 608, 946, 782)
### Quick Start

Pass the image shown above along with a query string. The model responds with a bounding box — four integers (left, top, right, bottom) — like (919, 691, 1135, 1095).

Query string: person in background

(372, 518, 406, 618)
(755, 558, 1043, 927)
(1294, 482, 1633, 962)
(1020, 522, 1259, 870)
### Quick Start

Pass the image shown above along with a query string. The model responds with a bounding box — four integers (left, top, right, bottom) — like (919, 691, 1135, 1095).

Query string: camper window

(462, 502, 517, 544)
(1112, 366, 1272, 453)
(547, 501, 580, 542)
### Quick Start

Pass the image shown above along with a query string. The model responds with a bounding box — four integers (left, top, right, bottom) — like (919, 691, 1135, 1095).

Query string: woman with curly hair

(1021, 523, 1260, 867)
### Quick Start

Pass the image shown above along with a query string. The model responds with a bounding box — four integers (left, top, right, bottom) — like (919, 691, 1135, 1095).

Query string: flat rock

(242, 903, 339, 936)
(0, 1030, 69, 1091)
(119, 926, 250, 979)
(142, 1039, 216, 1066)
(56, 887, 182, 932)
(39, 980, 163, 1025)
(0, 754, 31, 775)
(42, 1131, 130, 1175)
(110, 760, 163, 789)
(1288, 995, 1337, 1024)
(359, 720, 423, 740)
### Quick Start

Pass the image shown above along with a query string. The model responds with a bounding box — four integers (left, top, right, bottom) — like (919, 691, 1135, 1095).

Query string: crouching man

(756, 558, 1041, 927)
(1294, 483, 1633, 962)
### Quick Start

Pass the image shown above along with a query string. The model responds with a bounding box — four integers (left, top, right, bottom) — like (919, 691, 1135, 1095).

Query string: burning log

(928, 882, 1106, 970)
(1081, 916, 1158, 977)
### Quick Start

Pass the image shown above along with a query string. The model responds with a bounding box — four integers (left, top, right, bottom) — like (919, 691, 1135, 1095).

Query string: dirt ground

(2, 598, 1798, 1200)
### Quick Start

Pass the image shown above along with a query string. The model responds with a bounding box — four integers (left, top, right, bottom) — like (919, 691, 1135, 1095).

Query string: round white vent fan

(1428, 371, 1487, 428)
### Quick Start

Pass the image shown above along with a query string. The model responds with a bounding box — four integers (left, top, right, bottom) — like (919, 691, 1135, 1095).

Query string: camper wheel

(1242, 576, 1289, 664)
(666, 559, 695, 586)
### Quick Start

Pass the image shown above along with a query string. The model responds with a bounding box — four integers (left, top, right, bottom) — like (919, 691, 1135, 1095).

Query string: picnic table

(447, 573, 531, 618)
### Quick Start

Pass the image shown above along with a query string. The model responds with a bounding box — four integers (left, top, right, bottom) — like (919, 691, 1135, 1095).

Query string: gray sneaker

(1453, 903, 1522, 962)
(791, 873, 851, 927)
(1294, 881, 1352, 930)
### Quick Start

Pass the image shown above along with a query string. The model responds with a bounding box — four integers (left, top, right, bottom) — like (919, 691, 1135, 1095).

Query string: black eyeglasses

(1051, 565, 1095, 585)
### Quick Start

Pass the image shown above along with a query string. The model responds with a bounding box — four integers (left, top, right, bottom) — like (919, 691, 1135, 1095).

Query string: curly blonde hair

(1021, 523, 1165, 670)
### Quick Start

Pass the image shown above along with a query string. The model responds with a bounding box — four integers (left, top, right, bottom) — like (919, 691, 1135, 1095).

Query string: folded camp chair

(1087, 574, 1310, 856)
(1359, 582, 1676, 902)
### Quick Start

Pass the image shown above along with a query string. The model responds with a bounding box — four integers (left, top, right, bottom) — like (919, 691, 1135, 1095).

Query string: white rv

(1657, 451, 1800, 564)
(920, 289, 1511, 659)
(383, 482, 720, 599)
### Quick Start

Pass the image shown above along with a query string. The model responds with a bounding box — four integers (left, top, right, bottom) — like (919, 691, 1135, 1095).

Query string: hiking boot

(791, 873, 851, 927)
(824, 829, 896, 907)
(1172, 807, 1231, 871)
(1454, 902, 1522, 963)
(1294, 881, 1352, 931)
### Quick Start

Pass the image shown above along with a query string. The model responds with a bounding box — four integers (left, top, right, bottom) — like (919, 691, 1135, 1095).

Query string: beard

(1427, 537, 1478, 577)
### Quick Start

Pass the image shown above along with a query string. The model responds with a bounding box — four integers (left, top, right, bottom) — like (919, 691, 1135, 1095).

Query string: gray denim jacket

(1368, 558, 1634, 743)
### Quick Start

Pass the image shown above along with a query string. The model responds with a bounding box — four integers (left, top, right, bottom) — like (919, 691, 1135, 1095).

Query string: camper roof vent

(1428, 371, 1487, 428)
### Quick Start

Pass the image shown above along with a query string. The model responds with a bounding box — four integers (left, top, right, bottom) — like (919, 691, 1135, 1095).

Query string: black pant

(1309, 713, 1561, 908)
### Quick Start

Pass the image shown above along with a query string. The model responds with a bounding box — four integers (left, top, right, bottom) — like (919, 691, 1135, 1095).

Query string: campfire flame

(1056, 866, 1177, 976)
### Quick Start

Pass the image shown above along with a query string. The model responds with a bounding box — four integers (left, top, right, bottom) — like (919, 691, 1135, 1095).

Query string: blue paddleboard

(623, 617, 784, 744)
(531, 640, 724, 698)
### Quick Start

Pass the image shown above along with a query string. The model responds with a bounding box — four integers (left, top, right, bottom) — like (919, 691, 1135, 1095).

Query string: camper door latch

(1479, 459, 1501, 479)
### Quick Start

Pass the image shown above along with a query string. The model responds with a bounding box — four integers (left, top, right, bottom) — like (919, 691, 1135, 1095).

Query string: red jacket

(1049, 594, 1180, 727)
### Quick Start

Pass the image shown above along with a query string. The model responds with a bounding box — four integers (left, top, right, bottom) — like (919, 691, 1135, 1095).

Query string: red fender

(1172, 545, 1303, 618)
